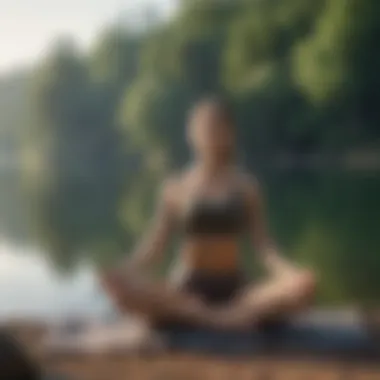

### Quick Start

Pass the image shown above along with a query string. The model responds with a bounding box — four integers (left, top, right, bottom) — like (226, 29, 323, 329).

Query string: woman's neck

(194, 159, 233, 179)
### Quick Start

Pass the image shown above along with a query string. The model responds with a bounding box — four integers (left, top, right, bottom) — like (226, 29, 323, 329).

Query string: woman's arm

(124, 178, 178, 272)
(244, 176, 298, 277)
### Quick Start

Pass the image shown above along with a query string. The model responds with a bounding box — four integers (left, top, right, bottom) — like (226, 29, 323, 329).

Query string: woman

(102, 97, 316, 332)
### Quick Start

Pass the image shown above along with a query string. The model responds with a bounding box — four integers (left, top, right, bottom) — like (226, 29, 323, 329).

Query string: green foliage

(27, 38, 135, 267)
(90, 27, 140, 86)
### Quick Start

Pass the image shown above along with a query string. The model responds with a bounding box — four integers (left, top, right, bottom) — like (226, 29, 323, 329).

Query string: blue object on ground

(159, 320, 379, 359)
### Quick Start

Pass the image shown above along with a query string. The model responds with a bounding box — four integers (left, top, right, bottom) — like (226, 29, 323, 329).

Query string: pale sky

(0, 0, 176, 74)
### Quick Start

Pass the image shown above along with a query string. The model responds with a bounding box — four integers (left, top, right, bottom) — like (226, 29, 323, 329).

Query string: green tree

(29, 39, 131, 268)
(294, 0, 380, 146)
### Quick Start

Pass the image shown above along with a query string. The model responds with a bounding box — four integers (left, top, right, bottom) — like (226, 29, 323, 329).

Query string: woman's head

(187, 96, 236, 163)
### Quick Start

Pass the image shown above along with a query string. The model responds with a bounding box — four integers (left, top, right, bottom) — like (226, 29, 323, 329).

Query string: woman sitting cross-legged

(101, 97, 317, 340)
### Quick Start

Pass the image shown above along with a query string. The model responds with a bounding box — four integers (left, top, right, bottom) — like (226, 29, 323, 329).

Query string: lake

(0, 244, 108, 320)
(0, 167, 380, 319)
(0, 169, 112, 320)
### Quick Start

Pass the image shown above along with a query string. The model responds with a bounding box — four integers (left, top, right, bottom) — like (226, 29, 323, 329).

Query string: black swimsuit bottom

(181, 271, 246, 304)
(154, 270, 246, 332)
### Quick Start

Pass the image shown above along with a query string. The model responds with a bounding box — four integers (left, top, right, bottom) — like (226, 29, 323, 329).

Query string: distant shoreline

(0, 150, 377, 174)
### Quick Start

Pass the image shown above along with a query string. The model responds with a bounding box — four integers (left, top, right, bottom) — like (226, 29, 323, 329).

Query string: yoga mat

(158, 319, 379, 359)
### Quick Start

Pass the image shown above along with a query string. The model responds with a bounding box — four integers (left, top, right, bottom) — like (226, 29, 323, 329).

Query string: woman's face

(189, 104, 235, 161)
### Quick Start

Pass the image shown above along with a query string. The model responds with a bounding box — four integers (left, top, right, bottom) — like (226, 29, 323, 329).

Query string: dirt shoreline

(3, 314, 380, 380)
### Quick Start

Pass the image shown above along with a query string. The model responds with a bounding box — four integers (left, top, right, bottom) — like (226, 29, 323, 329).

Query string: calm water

(0, 168, 380, 319)
(0, 245, 109, 320)
(0, 169, 112, 320)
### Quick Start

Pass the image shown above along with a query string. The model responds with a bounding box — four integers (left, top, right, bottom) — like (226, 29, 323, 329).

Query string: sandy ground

(44, 355, 380, 380)
(5, 320, 380, 380)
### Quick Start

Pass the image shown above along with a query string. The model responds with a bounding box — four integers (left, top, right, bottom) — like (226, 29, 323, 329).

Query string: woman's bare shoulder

(160, 170, 190, 203)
